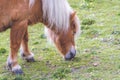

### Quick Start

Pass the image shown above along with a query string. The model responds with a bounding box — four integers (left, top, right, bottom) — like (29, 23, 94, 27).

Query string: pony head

(45, 12, 80, 60)
(42, 0, 80, 60)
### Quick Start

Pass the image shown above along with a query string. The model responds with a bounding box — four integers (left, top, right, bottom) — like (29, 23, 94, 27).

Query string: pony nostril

(65, 51, 76, 61)
(64, 46, 76, 60)
(70, 51, 76, 58)
(71, 47, 76, 55)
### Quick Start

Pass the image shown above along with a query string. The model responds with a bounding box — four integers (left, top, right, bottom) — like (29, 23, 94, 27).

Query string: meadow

(0, 0, 120, 80)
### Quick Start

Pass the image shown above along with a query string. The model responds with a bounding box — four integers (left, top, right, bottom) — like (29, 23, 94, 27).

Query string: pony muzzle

(64, 46, 76, 60)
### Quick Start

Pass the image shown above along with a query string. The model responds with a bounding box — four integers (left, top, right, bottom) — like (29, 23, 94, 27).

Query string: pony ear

(70, 11, 76, 22)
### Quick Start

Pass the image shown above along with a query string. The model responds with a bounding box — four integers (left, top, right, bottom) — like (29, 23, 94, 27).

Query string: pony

(0, 0, 80, 74)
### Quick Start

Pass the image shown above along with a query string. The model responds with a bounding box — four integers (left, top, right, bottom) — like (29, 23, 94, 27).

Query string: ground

(0, 0, 120, 80)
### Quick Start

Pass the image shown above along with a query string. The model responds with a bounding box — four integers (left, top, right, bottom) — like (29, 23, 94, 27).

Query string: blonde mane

(45, 16, 81, 43)
(42, 0, 73, 31)
(29, 0, 80, 34)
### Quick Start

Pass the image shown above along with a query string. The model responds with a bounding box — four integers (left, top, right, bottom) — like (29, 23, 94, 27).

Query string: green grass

(0, 0, 120, 80)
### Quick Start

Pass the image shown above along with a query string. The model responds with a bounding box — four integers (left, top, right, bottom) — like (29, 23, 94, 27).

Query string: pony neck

(42, 0, 73, 32)
(28, 0, 43, 25)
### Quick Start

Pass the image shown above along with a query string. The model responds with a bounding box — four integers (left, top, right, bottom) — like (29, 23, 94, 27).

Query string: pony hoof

(26, 57, 35, 62)
(7, 63, 12, 70)
(13, 69, 23, 75)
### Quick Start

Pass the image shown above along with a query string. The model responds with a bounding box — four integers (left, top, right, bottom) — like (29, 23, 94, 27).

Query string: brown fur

(47, 13, 77, 56)
(0, 0, 44, 70)
(0, 0, 79, 74)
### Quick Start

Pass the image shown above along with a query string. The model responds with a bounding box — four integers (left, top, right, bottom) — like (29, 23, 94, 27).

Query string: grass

(0, 0, 120, 80)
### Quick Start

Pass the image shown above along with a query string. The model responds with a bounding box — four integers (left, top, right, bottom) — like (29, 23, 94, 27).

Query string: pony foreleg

(7, 20, 28, 75)
(20, 29, 35, 62)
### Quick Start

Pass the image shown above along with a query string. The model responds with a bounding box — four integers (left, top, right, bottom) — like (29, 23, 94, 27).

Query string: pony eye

(72, 31, 76, 35)
(72, 23, 75, 28)
(72, 23, 76, 35)
(74, 31, 76, 34)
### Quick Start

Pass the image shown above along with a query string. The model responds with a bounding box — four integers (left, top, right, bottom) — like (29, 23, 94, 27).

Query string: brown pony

(0, 0, 80, 74)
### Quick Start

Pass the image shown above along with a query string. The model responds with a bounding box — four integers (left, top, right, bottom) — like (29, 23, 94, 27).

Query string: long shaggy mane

(42, 0, 73, 31)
